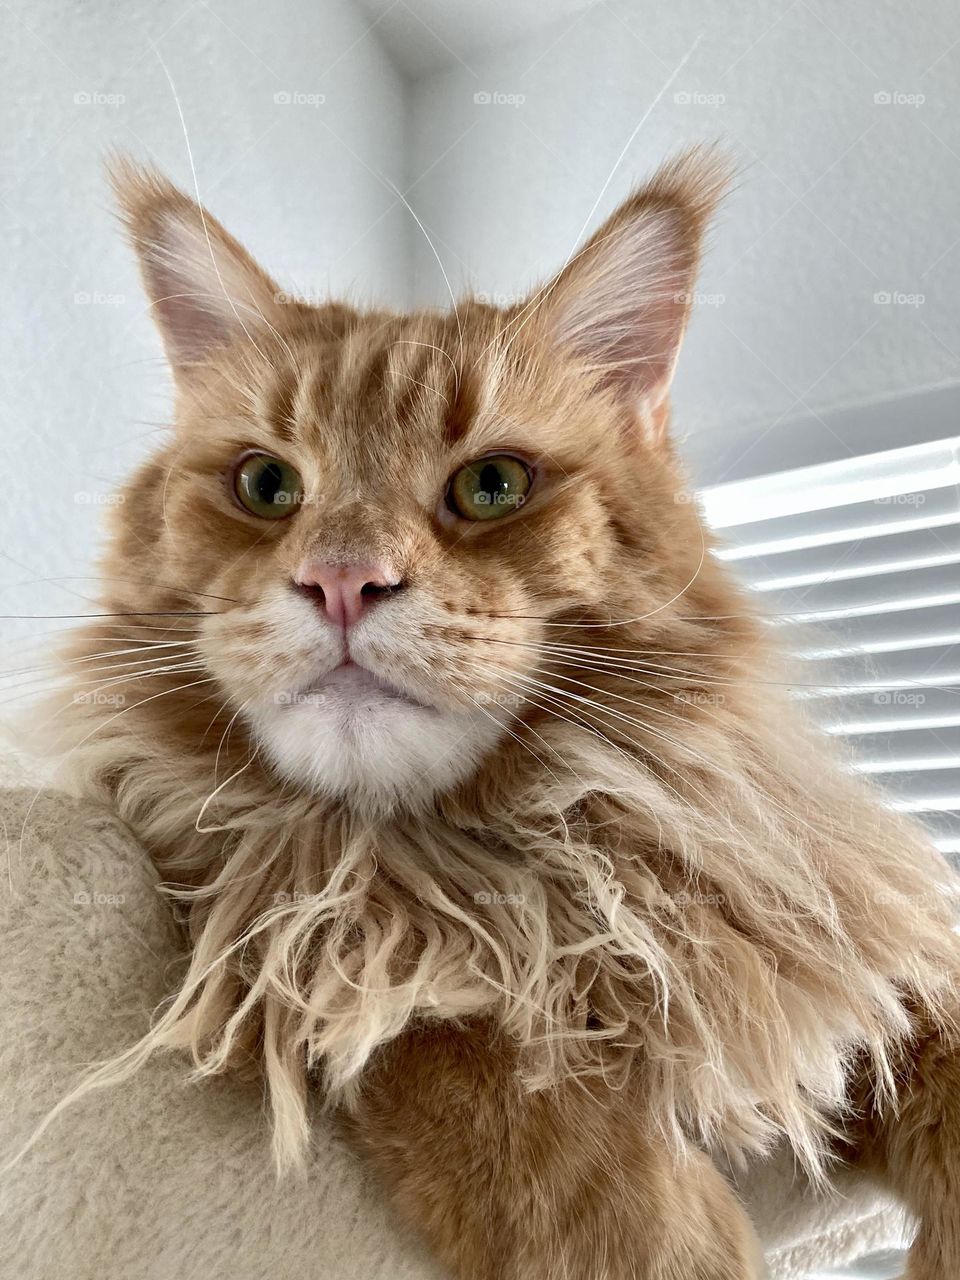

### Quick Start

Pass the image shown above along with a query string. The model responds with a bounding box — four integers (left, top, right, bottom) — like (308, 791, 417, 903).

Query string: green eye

(448, 455, 532, 521)
(233, 453, 302, 519)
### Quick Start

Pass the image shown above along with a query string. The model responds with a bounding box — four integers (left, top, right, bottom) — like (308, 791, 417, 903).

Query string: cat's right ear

(108, 157, 286, 375)
(523, 147, 730, 428)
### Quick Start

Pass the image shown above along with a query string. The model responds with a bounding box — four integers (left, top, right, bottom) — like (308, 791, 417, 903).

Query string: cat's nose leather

(293, 560, 401, 628)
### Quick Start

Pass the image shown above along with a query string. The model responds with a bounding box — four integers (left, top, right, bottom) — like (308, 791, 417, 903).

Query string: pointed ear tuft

(530, 145, 732, 416)
(107, 154, 285, 372)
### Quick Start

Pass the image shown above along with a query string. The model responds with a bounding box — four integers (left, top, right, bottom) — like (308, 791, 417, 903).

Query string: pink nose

(293, 559, 402, 628)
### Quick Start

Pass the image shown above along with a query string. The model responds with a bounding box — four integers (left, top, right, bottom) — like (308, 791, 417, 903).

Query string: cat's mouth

(250, 652, 503, 810)
(287, 660, 434, 713)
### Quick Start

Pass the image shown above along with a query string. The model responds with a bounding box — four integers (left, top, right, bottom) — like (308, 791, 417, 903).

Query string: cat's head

(98, 150, 732, 815)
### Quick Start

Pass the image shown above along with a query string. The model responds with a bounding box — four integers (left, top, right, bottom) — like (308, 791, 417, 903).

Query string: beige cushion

(0, 782, 443, 1280)
(0, 779, 908, 1279)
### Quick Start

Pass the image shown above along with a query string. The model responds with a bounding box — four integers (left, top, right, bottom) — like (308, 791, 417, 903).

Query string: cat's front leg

(846, 1006, 960, 1279)
(347, 1021, 763, 1280)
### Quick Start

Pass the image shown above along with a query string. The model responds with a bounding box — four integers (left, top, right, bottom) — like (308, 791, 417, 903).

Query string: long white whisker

(151, 44, 272, 365)
(0, 657, 205, 706)
(464, 690, 566, 785)
(0, 639, 197, 679)
(488, 33, 703, 366)
(195, 739, 259, 834)
(367, 169, 464, 387)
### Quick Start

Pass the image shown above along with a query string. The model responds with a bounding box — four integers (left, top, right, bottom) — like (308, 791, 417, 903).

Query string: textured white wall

(405, 0, 960, 484)
(1, 0, 409, 642)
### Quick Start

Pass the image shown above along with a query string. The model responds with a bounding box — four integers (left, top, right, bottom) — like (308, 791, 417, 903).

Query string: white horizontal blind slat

(735, 524, 960, 592)
(715, 487, 960, 562)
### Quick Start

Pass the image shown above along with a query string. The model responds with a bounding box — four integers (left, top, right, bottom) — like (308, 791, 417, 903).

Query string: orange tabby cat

(46, 149, 960, 1278)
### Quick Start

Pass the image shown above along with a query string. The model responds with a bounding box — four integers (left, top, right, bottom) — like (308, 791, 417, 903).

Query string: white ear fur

(533, 147, 729, 414)
(109, 159, 284, 371)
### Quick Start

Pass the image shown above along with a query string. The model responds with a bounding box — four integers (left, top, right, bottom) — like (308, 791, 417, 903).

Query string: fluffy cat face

(101, 153, 726, 814)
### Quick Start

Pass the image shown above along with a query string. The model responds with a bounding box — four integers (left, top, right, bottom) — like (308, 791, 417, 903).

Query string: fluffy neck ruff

(49, 671, 960, 1177)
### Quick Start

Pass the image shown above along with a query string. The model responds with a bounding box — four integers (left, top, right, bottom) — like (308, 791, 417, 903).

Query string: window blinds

(699, 435, 960, 863)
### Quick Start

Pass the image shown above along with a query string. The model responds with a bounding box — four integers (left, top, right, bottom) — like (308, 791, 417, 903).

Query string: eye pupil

(478, 463, 506, 501)
(255, 461, 284, 503)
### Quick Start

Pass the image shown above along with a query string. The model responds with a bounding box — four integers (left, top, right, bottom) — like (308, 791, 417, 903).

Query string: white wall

(1, 0, 409, 641)
(406, 0, 960, 484)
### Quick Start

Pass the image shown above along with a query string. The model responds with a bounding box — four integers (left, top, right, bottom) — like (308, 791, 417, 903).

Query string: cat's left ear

(108, 157, 287, 376)
(528, 147, 730, 424)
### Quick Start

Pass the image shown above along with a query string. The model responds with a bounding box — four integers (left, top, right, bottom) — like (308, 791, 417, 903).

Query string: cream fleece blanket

(0, 765, 910, 1280)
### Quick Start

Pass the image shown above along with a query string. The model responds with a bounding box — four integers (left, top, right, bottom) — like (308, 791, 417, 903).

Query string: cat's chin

(246, 664, 502, 815)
